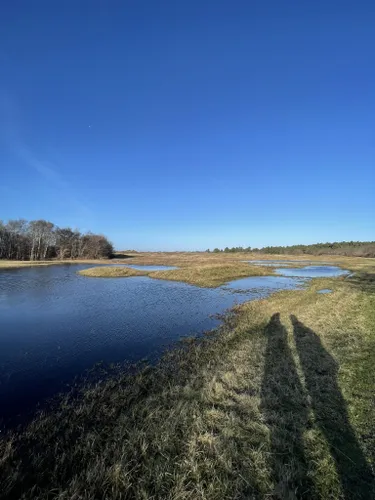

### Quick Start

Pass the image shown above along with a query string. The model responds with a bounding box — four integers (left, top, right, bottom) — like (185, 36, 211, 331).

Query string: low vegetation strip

(148, 263, 272, 287)
(1, 272, 374, 499)
(78, 266, 147, 278)
(78, 262, 273, 286)
(0, 259, 116, 269)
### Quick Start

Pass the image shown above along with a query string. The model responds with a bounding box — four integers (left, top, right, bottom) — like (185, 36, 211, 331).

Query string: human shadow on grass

(291, 315, 374, 499)
(260, 313, 313, 498)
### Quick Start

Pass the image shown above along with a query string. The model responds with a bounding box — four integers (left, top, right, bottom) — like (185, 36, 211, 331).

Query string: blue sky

(1, 1, 374, 250)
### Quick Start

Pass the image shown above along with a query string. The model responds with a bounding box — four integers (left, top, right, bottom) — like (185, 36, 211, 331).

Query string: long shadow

(291, 315, 374, 499)
(260, 313, 313, 498)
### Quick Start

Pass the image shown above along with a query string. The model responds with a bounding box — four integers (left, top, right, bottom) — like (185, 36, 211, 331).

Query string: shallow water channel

(245, 259, 330, 267)
(0, 262, 347, 424)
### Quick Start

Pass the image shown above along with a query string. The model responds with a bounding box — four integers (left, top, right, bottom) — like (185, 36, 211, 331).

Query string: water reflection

(245, 259, 330, 267)
(276, 266, 348, 278)
(126, 265, 177, 271)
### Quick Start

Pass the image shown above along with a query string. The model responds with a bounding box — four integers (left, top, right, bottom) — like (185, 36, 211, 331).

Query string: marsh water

(0, 262, 348, 424)
(125, 264, 177, 271)
(275, 265, 349, 278)
(245, 259, 330, 267)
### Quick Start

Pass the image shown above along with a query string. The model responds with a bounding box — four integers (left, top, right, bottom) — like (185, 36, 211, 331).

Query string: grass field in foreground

(0, 265, 374, 499)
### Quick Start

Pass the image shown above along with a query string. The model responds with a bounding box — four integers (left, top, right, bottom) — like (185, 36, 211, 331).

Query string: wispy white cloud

(0, 90, 93, 228)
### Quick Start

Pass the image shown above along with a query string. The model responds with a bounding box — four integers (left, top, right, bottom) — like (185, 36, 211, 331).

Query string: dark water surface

(0, 263, 346, 425)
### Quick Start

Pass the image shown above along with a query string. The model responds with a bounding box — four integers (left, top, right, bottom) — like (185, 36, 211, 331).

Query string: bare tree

(28, 220, 55, 260)
(0, 219, 114, 261)
(55, 228, 75, 259)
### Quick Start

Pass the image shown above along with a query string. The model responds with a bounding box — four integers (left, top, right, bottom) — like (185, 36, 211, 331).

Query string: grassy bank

(1, 269, 374, 499)
(151, 262, 272, 287)
(78, 262, 273, 287)
(0, 259, 114, 269)
(77, 251, 370, 287)
(0, 253, 136, 270)
(78, 266, 147, 278)
(3, 251, 373, 276)
(118, 250, 374, 266)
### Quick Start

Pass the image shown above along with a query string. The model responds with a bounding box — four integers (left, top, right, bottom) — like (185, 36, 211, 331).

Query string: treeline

(207, 241, 375, 258)
(0, 219, 113, 261)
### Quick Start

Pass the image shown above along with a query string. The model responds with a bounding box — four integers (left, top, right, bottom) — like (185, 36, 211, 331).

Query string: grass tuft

(78, 261, 274, 286)
(78, 266, 147, 278)
(150, 262, 272, 287)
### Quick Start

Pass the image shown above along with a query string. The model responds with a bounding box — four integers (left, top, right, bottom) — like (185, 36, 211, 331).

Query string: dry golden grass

(118, 251, 375, 274)
(2, 252, 374, 281)
(78, 266, 147, 278)
(0, 258, 115, 269)
(120, 250, 374, 266)
(78, 253, 375, 288)
(0, 271, 374, 499)
(151, 262, 272, 287)
(78, 261, 273, 286)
